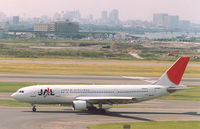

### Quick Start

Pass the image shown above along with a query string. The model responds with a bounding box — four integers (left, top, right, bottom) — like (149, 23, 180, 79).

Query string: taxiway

(0, 100, 199, 129)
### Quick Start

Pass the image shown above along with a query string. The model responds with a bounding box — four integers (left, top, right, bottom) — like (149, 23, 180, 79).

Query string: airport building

(34, 23, 55, 32)
(34, 20, 79, 33)
(54, 20, 79, 33)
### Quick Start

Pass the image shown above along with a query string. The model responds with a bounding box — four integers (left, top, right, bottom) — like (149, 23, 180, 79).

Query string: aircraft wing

(75, 96, 136, 104)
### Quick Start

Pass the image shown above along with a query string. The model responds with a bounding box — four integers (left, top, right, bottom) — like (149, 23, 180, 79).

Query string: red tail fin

(154, 57, 190, 86)
(167, 57, 190, 85)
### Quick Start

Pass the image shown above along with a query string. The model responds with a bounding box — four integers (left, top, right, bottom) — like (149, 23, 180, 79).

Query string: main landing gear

(87, 103, 106, 114)
(32, 104, 37, 112)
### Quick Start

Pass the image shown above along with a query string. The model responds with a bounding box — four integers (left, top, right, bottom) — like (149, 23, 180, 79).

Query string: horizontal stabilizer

(167, 85, 188, 91)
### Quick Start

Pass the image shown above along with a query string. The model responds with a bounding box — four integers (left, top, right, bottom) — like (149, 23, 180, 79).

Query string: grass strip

(0, 62, 198, 77)
(0, 100, 30, 107)
(89, 121, 200, 129)
(161, 86, 200, 101)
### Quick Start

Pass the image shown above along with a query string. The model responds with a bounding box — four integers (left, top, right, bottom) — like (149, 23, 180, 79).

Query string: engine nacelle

(72, 100, 87, 110)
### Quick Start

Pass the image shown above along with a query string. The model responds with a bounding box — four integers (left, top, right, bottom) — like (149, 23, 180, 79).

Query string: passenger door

(30, 89, 37, 98)
(55, 89, 61, 97)
(148, 88, 155, 97)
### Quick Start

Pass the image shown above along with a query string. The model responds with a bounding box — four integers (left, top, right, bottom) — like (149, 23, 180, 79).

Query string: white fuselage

(12, 85, 169, 105)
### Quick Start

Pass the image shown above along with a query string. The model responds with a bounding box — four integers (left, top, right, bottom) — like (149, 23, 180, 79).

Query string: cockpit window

(19, 90, 24, 93)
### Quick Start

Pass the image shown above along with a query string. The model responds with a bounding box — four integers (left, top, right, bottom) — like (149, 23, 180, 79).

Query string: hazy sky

(0, 0, 199, 23)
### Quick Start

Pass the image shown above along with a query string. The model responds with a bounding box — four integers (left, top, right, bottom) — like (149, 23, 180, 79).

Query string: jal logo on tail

(38, 88, 55, 97)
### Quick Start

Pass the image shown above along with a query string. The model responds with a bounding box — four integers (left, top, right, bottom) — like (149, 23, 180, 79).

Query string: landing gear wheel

(101, 109, 106, 113)
(98, 109, 106, 114)
(97, 103, 106, 114)
(32, 106, 37, 112)
(87, 106, 97, 112)
(87, 106, 106, 114)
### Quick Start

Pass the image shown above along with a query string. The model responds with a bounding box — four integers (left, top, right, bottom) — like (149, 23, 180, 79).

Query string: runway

(0, 74, 199, 85)
(0, 100, 199, 129)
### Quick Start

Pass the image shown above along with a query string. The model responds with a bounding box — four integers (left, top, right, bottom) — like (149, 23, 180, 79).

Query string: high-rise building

(179, 20, 191, 30)
(13, 16, 19, 24)
(101, 11, 107, 20)
(153, 13, 180, 29)
(63, 10, 81, 21)
(109, 9, 119, 25)
(153, 13, 168, 26)
(164, 15, 179, 29)
(101, 11, 108, 24)
(53, 12, 61, 21)
(0, 12, 6, 21)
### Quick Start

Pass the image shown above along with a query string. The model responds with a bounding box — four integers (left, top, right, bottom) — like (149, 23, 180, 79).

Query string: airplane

(11, 57, 190, 113)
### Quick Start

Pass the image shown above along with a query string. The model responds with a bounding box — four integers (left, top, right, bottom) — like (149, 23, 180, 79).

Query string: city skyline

(0, 0, 199, 23)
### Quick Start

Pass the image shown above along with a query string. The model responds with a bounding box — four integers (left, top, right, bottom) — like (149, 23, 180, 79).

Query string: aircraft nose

(11, 93, 17, 99)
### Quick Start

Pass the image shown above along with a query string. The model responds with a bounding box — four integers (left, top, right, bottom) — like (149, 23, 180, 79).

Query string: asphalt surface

(0, 74, 199, 86)
(0, 100, 199, 129)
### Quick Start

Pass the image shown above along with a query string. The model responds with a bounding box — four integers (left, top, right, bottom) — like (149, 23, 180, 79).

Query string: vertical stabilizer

(153, 57, 190, 86)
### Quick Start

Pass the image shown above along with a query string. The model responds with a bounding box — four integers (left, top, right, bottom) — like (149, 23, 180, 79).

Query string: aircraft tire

(32, 107, 37, 112)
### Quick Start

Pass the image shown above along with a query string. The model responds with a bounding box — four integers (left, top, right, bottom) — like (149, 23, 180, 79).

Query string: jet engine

(72, 100, 88, 110)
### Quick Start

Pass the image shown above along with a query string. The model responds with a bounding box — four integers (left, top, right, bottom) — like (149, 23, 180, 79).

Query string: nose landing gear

(32, 105, 37, 112)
